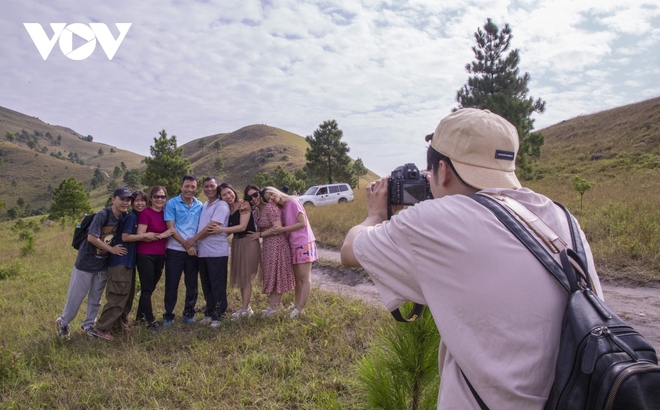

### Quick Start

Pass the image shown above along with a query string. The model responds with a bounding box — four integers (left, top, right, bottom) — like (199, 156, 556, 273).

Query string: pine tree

(357, 305, 440, 409)
(49, 177, 92, 220)
(456, 18, 546, 179)
(143, 130, 193, 196)
(305, 120, 355, 185)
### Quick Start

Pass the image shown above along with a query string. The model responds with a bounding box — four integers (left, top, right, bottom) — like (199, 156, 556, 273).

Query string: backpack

(470, 194, 660, 410)
(71, 208, 109, 250)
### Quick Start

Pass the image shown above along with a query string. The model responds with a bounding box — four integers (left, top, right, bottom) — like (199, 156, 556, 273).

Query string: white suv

(297, 183, 354, 206)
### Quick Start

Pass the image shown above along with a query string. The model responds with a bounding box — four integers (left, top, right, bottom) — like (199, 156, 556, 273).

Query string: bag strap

(554, 202, 587, 264)
(470, 194, 572, 293)
(486, 194, 568, 252)
(462, 370, 490, 410)
(390, 303, 425, 322)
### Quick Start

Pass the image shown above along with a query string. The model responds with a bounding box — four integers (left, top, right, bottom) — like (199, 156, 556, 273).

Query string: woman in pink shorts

(262, 186, 318, 318)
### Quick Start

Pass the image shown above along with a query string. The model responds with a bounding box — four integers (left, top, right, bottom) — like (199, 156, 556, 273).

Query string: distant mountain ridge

(1, 96, 659, 219)
(0, 106, 375, 218)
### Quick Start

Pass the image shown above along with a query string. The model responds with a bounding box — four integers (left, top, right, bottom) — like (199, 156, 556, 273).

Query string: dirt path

(313, 248, 660, 351)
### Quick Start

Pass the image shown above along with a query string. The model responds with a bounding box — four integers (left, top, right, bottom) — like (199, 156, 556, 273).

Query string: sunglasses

(152, 195, 167, 200)
(245, 192, 260, 201)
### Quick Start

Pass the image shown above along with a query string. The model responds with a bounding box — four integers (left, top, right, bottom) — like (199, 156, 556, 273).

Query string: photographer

(341, 109, 603, 409)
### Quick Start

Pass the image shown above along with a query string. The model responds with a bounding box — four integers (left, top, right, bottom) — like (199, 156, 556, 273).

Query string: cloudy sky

(1, 0, 659, 176)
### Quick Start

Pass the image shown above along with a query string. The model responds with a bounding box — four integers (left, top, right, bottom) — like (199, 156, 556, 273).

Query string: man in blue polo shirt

(163, 174, 203, 325)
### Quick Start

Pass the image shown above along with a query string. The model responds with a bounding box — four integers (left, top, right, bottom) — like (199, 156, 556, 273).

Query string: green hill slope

(527, 96, 660, 200)
(181, 124, 379, 190)
(0, 108, 379, 219)
(0, 106, 145, 215)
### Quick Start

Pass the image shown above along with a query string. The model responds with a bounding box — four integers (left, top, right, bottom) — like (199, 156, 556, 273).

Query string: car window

(304, 187, 318, 195)
(339, 185, 348, 192)
(317, 187, 328, 195)
(329, 185, 340, 194)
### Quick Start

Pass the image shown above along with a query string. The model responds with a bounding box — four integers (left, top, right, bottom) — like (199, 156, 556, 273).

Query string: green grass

(0, 217, 390, 409)
(308, 167, 660, 284)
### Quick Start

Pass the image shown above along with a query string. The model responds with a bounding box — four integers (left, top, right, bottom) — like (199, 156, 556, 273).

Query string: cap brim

(452, 161, 521, 190)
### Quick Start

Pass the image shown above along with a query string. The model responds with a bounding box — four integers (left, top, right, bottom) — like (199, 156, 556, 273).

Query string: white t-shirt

(353, 188, 602, 409)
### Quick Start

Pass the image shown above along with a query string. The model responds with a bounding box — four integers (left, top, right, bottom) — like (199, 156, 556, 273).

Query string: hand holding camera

(372, 163, 433, 219)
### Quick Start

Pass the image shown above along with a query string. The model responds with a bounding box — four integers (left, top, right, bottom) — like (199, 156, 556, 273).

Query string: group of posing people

(55, 175, 317, 340)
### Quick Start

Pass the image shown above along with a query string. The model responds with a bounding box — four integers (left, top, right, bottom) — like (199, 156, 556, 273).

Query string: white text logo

(23, 23, 132, 60)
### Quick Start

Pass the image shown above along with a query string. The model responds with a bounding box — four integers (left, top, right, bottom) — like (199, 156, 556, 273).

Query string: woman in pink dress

(262, 186, 318, 318)
(245, 185, 294, 317)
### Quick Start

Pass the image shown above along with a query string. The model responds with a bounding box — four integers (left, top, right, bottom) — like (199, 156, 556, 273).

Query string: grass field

(0, 217, 390, 409)
(309, 171, 660, 284)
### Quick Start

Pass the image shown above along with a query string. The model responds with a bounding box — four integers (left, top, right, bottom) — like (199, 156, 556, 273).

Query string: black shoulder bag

(469, 193, 660, 410)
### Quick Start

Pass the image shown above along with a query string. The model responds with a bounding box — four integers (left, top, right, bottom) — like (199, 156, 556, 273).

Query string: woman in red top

(135, 186, 175, 329)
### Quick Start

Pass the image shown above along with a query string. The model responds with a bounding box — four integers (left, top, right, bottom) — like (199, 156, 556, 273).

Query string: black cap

(113, 187, 132, 198)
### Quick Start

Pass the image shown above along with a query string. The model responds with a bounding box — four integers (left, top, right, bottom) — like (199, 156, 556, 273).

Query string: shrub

(0, 260, 23, 280)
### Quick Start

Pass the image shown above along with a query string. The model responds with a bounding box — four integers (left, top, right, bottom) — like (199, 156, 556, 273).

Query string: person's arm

(341, 177, 392, 267)
(167, 220, 189, 249)
(184, 224, 210, 247)
(207, 208, 251, 235)
(123, 230, 158, 243)
(255, 219, 280, 239)
(273, 212, 305, 234)
(87, 234, 127, 256)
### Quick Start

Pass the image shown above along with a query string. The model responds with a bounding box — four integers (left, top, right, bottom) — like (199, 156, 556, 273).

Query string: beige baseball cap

(429, 108, 522, 190)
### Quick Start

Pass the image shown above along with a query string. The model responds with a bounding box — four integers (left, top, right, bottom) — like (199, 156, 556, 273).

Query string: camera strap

(390, 302, 425, 322)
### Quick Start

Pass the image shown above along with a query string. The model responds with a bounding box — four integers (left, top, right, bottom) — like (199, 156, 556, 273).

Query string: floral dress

(256, 203, 295, 294)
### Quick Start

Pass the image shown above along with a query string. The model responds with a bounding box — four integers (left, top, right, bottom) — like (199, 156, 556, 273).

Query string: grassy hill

(0, 107, 379, 220)
(0, 106, 145, 215)
(181, 124, 379, 190)
(181, 124, 309, 189)
(525, 96, 660, 282)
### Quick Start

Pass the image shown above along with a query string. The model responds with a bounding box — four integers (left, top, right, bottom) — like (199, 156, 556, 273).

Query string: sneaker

(81, 325, 93, 335)
(146, 321, 162, 332)
(210, 320, 221, 328)
(286, 303, 297, 311)
(182, 316, 196, 324)
(162, 319, 174, 327)
(56, 318, 70, 338)
(199, 316, 213, 325)
(289, 308, 304, 319)
(87, 327, 114, 341)
(231, 306, 255, 321)
(262, 307, 278, 318)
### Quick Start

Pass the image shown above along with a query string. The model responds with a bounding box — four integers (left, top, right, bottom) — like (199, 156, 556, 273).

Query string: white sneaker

(210, 320, 221, 328)
(262, 307, 278, 317)
(199, 316, 213, 325)
(289, 308, 304, 319)
(231, 306, 255, 321)
(286, 303, 297, 311)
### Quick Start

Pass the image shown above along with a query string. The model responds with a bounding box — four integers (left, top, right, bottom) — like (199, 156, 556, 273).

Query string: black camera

(387, 163, 433, 206)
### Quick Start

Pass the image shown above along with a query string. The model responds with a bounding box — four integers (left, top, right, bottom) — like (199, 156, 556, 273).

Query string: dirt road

(313, 248, 660, 351)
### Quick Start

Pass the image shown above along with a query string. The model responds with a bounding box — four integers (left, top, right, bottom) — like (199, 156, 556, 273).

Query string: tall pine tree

(143, 130, 193, 197)
(305, 120, 355, 185)
(456, 18, 546, 179)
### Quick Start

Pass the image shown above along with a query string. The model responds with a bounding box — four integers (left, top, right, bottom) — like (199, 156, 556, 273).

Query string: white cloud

(0, 0, 659, 176)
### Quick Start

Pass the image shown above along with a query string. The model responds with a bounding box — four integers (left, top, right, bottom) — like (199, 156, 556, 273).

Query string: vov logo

(23, 23, 132, 60)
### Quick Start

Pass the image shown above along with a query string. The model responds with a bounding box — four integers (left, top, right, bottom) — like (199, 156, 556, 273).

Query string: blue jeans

(198, 256, 229, 320)
(163, 249, 198, 321)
